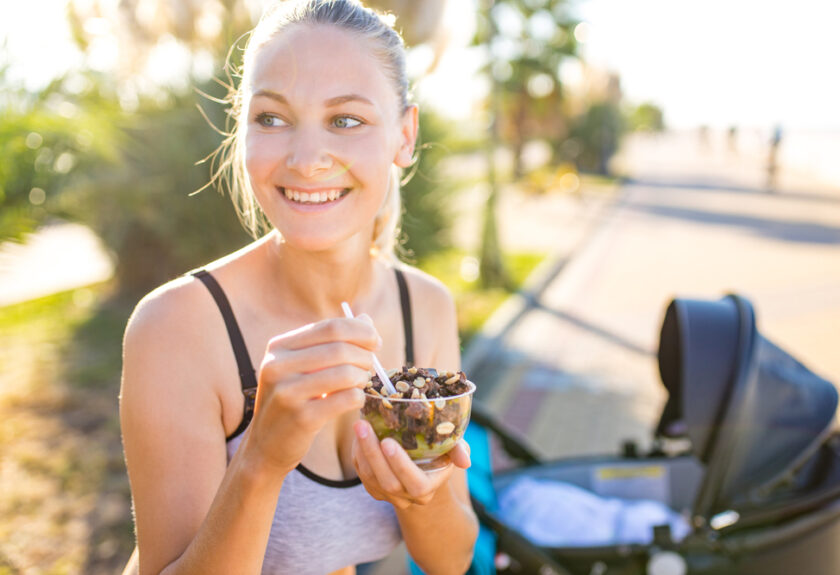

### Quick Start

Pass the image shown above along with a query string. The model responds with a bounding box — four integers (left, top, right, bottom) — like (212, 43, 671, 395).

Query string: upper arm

(120, 281, 229, 574)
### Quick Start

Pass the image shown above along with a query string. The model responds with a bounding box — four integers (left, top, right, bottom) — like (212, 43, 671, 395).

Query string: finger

(278, 342, 374, 376)
(307, 387, 366, 422)
(295, 365, 373, 397)
(379, 438, 439, 500)
(449, 440, 472, 469)
(351, 436, 376, 486)
(268, 318, 381, 353)
(353, 421, 406, 498)
(351, 437, 411, 508)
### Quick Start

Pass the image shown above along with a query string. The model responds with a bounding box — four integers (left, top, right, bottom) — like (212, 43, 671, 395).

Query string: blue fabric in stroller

(414, 294, 840, 575)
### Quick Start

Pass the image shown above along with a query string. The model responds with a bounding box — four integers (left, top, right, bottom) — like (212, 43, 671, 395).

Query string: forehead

(248, 24, 397, 109)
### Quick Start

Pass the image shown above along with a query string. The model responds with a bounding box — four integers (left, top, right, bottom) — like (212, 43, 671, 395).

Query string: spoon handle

(341, 302, 398, 395)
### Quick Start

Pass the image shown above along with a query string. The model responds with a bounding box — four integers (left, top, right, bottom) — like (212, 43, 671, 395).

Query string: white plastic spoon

(341, 302, 398, 396)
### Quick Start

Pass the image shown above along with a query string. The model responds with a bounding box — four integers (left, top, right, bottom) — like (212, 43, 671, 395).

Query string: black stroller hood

(656, 295, 837, 520)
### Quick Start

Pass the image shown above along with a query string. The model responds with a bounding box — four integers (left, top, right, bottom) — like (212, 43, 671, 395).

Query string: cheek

(244, 132, 277, 178)
(338, 133, 395, 185)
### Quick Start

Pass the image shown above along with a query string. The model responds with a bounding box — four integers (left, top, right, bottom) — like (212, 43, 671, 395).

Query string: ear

(394, 104, 419, 168)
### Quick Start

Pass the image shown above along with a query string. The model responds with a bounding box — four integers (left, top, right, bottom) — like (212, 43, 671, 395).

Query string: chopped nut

(382, 399, 393, 409)
(425, 377, 431, 383)
(389, 393, 402, 399)
(395, 381, 410, 393)
(445, 374, 460, 385)
(413, 378, 426, 388)
(364, 380, 373, 388)
(408, 366, 418, 374)
(436, 422, 455, 435)
(420, 392, 428, 401)
(411, 388, 421, 399)
(368, 388, 381, 396)
(434, 398, 446, 410)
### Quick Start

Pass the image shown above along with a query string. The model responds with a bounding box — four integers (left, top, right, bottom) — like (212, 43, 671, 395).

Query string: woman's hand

(242, 316, 380, 475)
(351, 419, 471, 509)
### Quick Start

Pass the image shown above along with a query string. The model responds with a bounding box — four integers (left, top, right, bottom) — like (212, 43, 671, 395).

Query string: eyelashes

(252, 112, 365, 129)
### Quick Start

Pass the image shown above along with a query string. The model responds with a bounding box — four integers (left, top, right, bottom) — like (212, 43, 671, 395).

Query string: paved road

(470, 130, 840, 460)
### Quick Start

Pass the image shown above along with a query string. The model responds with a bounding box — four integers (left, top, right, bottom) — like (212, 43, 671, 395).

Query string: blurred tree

(0, 65, 120, 242)
(60, 86, 252, 298)
(627, 101, 665, 133)
(568, 100, 625, 175)
(472, 0, 579, 288)
(478, 0, 579, 178)
(399, 108, 455, 262)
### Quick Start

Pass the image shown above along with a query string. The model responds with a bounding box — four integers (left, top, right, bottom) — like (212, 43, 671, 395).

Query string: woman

(120, 1, 478, 573)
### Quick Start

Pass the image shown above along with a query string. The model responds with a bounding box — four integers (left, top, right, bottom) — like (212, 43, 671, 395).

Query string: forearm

(153, 449, 286, 575)
(396, 482, 478, 575)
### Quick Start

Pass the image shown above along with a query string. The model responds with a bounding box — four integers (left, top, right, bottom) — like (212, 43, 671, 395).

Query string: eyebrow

(251, 89, 374, 107)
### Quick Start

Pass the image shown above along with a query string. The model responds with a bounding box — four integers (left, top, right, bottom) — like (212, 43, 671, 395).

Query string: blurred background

(1, 0, 839, 573)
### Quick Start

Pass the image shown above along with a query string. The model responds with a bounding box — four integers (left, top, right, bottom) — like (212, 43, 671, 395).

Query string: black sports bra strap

(394, 268, 415, 366)
(191, 270, 259, 391)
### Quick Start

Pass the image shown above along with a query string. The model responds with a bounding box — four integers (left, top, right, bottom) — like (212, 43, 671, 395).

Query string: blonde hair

(206, 0, 411, 260)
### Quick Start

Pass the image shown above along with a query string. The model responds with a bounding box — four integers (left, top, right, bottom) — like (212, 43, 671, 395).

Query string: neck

(260, 231, 385, 321)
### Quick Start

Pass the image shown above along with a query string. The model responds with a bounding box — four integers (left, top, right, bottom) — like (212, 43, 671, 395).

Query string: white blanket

(497, 477, 691, 547)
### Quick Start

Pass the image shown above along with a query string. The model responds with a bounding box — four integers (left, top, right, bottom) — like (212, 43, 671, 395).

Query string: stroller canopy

(657, 295, 837, 519)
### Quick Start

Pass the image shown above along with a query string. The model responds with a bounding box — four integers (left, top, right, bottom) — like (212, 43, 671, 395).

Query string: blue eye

(255, 113, 287, 127)
(333, 116, 362, 129)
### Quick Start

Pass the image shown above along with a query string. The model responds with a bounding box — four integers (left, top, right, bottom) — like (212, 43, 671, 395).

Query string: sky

(575, 0, 840, 130)
(3, 0, 840, 131)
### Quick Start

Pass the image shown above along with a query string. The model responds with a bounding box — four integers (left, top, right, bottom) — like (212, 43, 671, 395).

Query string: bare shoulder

(125, 272, 227, 344)
(121, 273, 230, 425)
(397, 264, 460, 370)
(397, 264, 454, 309)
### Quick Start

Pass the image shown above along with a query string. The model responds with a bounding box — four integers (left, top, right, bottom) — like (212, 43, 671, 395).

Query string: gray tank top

(225, 434, 402, 574)
(192, 268, 416, 573)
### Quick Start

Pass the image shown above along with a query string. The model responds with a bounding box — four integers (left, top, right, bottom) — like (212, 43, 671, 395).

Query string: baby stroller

(461, 294, 840, 575)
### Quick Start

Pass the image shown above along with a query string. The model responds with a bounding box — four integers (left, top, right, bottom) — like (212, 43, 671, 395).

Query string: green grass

(0, 282, 135, 574)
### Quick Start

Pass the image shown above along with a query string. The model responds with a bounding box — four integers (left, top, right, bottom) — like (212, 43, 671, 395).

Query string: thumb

(450, 440, 472, 469)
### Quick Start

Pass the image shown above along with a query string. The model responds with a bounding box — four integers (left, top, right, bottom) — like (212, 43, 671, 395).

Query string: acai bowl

(361, 366, 475, 471)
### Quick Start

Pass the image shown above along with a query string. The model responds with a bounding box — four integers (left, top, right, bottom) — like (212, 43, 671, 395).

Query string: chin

(279, 230, 367, 255)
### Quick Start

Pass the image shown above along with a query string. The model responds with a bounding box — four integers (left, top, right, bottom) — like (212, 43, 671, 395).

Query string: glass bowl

(361, 377, 476, 471)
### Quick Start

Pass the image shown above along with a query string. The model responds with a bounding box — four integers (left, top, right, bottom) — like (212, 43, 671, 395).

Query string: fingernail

(382, 439, 396, 456)
(355, 421, 368, 439)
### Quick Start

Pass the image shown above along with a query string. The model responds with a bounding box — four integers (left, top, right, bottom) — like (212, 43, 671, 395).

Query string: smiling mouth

(281, 187, 350, 205)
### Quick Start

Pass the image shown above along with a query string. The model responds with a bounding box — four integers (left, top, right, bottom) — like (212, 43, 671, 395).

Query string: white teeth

(284, 188, 346, 204)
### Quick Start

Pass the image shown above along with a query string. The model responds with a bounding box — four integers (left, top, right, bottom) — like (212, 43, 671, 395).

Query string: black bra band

(191, 269, 257, 441)
(394, 268, 415, 367)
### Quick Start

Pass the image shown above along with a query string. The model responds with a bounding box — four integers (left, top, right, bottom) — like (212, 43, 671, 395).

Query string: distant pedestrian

(766, 125, 783, 190)
(727, 125, 738, 154)
(697, 124, 710, 151)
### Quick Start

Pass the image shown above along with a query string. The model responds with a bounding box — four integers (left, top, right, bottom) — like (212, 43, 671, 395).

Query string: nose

(285, 127, 332, 177)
